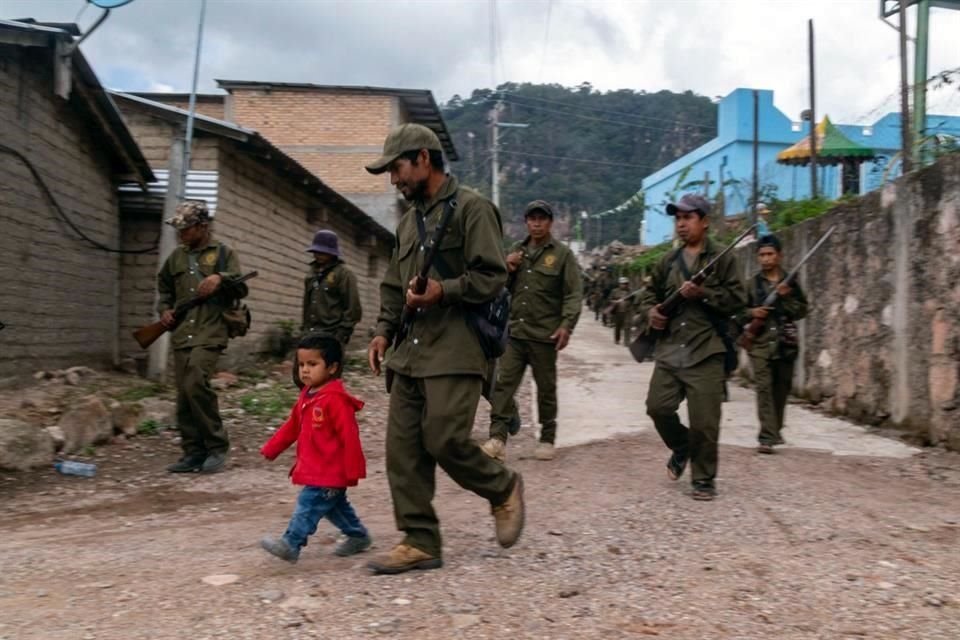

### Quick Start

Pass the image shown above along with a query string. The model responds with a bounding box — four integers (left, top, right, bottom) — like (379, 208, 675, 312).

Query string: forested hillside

(442, 82, 717, 244)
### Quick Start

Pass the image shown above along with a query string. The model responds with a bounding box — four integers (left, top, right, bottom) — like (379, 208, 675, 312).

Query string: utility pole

(489, 97, 528, 209)
(808, 19, 818, 198)
(898, 2, 913, 174)
(912, 0, 930, 166)
(751, 90, 759, 229)
(179, 0, 207, 198)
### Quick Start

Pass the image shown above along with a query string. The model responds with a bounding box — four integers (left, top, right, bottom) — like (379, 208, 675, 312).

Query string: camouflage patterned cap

(365, 123, 443, 175)
(524, 199, 555, 218)
(165, 200, 210, 229)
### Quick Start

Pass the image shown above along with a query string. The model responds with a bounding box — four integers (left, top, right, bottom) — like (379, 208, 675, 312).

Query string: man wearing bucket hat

(293, 229, 362, 387)
(364, 123, 525, 574)
(635, 193, 746, 501)
(481, 199, 582, 463)
(157, 200, 248, 474)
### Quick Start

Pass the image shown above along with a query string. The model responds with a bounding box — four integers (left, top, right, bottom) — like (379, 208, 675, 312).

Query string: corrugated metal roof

(215, 79, 458, 161)
(118, 170, 218, 216)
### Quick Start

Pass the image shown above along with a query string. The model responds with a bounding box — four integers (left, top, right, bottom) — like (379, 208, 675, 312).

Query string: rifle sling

(414, 197, 457, 281)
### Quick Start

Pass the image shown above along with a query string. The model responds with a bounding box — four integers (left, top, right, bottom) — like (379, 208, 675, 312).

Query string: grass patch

(115, 383, 169, 402)
(238, 386, 298, 419)
(137, 419, 163, 436)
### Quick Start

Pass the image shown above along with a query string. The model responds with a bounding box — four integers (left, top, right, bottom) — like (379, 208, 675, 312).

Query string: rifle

(737, 225, 834, 350)
(132, 271, 258, 349)
(392, 199, 458, 351)
(628, 225, 756, 363)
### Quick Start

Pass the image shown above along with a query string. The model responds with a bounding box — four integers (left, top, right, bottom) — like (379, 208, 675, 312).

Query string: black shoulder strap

(671, 247, 691, 280)
(215, 244, 226, 273)
(416, 196, 458, 280)
(314, 261, 338, 287)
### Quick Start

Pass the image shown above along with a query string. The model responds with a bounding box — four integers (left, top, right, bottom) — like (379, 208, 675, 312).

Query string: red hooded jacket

(260, 379, 366, 488)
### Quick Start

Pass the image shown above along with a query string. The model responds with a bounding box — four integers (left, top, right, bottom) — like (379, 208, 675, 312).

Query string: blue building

(640, 88, 960, 244)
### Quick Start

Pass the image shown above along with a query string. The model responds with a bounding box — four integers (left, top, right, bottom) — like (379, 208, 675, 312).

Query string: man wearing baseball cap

(365, 124, 525, 574)
(481, 199, 582, 463)
(635, 193, 746, 500)
(157, 200, 248, 474)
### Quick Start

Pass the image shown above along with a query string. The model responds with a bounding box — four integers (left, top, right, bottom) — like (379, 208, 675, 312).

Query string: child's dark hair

(297, 333, 342, 367)
(757, 234, 782, 252)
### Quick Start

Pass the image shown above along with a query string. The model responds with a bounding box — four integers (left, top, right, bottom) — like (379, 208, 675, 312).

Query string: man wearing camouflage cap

(481, 200, 582, 463)
(365, 123, 525, 574)
(635, 193, 746, 500)
(157, 200, 248, 474)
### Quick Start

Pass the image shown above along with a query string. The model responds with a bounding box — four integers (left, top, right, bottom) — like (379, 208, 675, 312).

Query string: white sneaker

(534, 442, 556, 461)
(481, 438, 506, 462)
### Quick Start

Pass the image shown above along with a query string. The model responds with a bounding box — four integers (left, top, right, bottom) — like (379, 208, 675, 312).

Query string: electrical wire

(0, 143, 159, 254)
(501, 96, 712, 134)
(499, 90, 717, 131)
(496, 149, 665, 170)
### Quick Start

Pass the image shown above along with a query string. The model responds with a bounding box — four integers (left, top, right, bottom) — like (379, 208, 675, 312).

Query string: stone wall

(736, 154, 960, 450)
(0, 46, 123, 376)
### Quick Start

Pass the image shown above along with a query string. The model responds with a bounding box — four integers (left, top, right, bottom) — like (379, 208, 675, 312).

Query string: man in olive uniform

(365, 124, 525, 574)
(295, 230, 362, 387)
(610, 276, 632, 345)
(158, 200, 248, 474)
(636, 194, 746, 500)
(481, 200, 582, 463)
(739, 234, 808, 454)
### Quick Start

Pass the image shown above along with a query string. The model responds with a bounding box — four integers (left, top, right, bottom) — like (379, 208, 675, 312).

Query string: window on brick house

(367, 255, 379, 277)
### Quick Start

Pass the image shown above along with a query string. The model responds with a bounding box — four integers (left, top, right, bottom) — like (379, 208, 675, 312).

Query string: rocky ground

(1, 340, 959, 639)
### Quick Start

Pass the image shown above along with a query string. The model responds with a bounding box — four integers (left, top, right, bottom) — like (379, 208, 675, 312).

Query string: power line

(497, 149, 665, 170)
(501, 97, 712, 134)
(500, 90, 716, 131)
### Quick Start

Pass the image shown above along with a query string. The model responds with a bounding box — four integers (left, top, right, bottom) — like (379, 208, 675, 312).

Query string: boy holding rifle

(635, 194, 747, 501)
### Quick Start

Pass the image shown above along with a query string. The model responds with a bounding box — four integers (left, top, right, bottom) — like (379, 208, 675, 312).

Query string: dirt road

(1, 318, 959, 639)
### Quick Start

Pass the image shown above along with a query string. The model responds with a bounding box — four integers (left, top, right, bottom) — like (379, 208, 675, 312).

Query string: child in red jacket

(260, 334, 370, 563)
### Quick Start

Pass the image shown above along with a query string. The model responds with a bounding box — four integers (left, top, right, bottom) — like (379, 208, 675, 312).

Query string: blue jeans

(283, 486, 368, 550)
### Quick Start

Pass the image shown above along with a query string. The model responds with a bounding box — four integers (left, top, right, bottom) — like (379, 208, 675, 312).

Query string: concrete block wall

(0, 46, 123, 376)
(213, 143, 391, 362)
(734, 154, 960, 450)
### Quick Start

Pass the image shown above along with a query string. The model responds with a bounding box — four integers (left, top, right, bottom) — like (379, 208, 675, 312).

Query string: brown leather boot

(492, 473, 525, 548)
(367, 544, 442, 575)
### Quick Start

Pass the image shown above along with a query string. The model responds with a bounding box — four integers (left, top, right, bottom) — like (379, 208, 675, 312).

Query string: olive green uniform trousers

(387, 373, 516, 558)
(173, 346, 229, 458)
(751, 355, 795, 445)
(489, 338, 558, 444)
(645, 354, 725, 483)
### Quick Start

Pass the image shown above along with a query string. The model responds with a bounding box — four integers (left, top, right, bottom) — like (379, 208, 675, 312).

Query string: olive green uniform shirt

(738, 272, 808, 361)
(157, 238, 246, 350)
(375, 176, 507, 378)
(302, 260, 362, 344)
(507, 235, 582, 342)
(636, 237, 746, 368)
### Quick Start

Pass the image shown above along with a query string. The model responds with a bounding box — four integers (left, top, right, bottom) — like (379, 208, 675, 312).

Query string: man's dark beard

(403, 176, 429, 203)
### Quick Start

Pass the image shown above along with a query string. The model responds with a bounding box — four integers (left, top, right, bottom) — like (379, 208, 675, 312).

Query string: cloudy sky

(6, 0, 959, 125)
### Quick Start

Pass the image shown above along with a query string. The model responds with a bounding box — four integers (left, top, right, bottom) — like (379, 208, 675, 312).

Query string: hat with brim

(666, 193, 711, 217)
(165, 200, 210, 229)
(365, 123, 443, 175)
(524, 200, 555, 218)
(306, 230, 340, 257)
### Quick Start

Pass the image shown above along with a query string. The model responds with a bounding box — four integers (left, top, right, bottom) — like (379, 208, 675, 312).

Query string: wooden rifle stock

(132, 271, 258, 349)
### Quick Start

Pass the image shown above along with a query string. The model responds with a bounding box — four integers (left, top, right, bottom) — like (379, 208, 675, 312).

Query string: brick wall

(226, 89, 396, 197)
(0, 45, 124, 376)
(136, 96, 225, 120)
